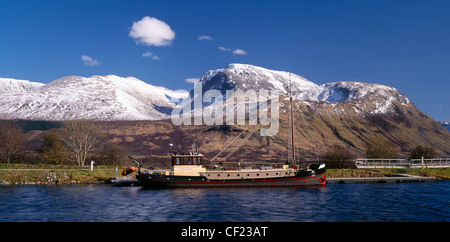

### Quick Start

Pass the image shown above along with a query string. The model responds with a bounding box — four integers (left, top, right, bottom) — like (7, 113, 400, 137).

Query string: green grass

(1, 163, 449, 184)
(327, 168, 450, 179)
(0, 163, 127, 184)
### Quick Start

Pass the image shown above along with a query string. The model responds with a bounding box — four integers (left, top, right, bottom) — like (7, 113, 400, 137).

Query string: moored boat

(134, 152, 326, 188)
(134, 73, 326, 188)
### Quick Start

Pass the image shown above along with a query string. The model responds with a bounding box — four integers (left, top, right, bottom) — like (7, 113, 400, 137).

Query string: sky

(0, 0, 449, 121)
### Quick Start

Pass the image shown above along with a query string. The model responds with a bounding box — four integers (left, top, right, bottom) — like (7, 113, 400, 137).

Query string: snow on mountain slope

(296, 81, 411, 114)
(193, 63, 411, 115)
(439, 121, 450, 131)
(0, 78, 44, 93)
(297, 81, 409, 103)
(0, 75, 187, 121)
(196, 63, 318, 97)
(0, 63, 415, 121)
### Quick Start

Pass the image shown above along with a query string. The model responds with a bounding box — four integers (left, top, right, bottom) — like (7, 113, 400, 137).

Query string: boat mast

(289, 73, 296, 167)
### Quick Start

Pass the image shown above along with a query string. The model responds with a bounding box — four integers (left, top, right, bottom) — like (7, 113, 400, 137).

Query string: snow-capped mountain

(0, 78, 44, 93)
(0, 75, 187, 120)
(0, 63, 423, 121)
(1, 64, 448, 156)
(195, 63, 317, 97)
(439, 121, 450, 131)
(296, 81, 411, 114)
(194, 63, 412, 115)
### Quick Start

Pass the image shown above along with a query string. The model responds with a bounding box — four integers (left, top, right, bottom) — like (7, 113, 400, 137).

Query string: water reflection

(0, 182, 449, 222)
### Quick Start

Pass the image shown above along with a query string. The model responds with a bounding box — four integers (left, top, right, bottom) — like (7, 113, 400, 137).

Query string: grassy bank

(327, 168, 450, 180)
(0, 163, 125, 185)
(0, 169, 120, 185)
(1, 163, 449, 185)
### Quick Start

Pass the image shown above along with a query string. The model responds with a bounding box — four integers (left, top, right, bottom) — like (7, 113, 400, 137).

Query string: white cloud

(198, 35, 213, 41)
(142, 52, 160, 60)
(233, 49, 247, 55)
(81, 55, 100, 66)
(218, 46, 231, 52)
(129, 16, 175, 47)
(185, 78, 200, 83)
(142, 51, 153, 57)
(218, 47, 247, 55)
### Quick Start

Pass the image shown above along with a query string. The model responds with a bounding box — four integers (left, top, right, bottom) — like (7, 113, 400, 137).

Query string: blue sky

(0, 0, 449, 121)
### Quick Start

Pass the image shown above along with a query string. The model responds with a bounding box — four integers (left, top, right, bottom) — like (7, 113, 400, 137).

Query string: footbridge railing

(355, 158, 450, 168)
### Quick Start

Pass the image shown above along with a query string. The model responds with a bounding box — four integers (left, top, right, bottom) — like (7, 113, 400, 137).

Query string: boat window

(237, 174, 240, 177)
(247, 174, 250, 176)
(266, 173, 269, 176)
(176, 157, 180, 165)
(257, 173, 260, 176)
(276, 173, 279, 175)
(217, 174, 220, 177)
(227, 174, 230, 177)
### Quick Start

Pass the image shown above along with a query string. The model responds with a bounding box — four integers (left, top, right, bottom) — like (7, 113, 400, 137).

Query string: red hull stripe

(152, 172, 326, 184)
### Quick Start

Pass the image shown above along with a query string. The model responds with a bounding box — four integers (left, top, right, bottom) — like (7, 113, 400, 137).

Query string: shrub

(409, 145, 436, 159)
(40, 131, 69, 165)
(322, 145, 356, 169)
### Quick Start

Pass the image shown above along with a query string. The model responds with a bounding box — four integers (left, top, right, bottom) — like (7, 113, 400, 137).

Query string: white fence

(355, 158, 450, 168)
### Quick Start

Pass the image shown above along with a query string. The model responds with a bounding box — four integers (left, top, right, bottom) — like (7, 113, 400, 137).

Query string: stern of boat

(309, 163, 326, 185)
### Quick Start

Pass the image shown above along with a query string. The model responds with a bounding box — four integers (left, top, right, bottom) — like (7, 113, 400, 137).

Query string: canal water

(0, 180, 449, 222)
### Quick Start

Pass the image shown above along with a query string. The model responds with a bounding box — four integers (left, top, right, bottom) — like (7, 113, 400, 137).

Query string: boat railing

(355, 158, 450, 168)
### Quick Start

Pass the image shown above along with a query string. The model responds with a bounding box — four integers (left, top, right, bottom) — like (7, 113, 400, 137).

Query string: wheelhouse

(171, 154, 204, 166)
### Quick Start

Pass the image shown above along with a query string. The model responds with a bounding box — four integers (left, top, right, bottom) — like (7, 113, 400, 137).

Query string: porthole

(227, 174, 230, 177)
(266, 173, 269, 176)
(257, 173, 260, 176)
(237, 174, 240, 177)
(217, 174, 221, 177)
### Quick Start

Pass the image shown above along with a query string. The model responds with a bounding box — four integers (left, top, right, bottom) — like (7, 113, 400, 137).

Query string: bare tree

(0, 121, 25, 163)
(322, 145, 356, 169)
(365, 136, 399, 159)
(409, 145, 436, 159)
(95, 141, 128, 166)
(61, 120, 104, 167)
(41, 131, 69, 165)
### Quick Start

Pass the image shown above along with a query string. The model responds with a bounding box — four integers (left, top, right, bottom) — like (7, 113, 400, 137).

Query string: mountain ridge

(0, 74, 187, 121)
(0, 64, 443, 123)
(0, 64, 443, 124)
(2, 63, 448, 158)
(0, 78, 44, 93)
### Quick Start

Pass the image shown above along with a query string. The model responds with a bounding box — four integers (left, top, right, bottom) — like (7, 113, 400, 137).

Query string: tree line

(0, 120, 127, 166)
(0, 120, 440, 168)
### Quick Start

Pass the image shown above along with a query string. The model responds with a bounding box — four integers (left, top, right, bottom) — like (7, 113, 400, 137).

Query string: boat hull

(136, 170, 326, 188)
